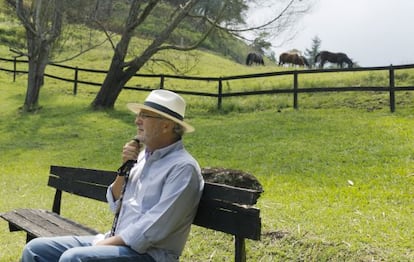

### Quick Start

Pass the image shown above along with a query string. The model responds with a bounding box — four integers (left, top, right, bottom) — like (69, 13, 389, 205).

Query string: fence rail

(1, 57, 414, 112)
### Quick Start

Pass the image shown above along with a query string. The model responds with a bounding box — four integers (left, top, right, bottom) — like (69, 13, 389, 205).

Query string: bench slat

(193, 199, 261, 240)
(48, 176, 108, 202)
(0, 209, 99, 238)
(202, 182, 261, 205)
(48, 166, 116, 202)
(50, 165, 117, 185)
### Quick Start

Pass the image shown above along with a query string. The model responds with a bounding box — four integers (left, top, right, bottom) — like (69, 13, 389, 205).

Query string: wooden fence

(1, 57, 414, 112)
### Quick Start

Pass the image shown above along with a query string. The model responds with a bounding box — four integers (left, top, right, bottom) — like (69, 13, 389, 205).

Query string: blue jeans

(21, 236, 156, 262)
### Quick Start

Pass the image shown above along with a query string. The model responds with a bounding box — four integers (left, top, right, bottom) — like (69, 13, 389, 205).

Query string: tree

(6, 0, 63, 112)
(304, 35, 321, 68)
(92, 0, 310, 109)
(251, 32, 272, 55)
(6, 0, 114, 112)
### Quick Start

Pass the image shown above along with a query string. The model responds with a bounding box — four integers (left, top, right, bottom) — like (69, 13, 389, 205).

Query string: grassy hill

(1, 9, 414, 262)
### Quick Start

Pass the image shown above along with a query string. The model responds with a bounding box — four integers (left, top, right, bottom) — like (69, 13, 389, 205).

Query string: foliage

(79, 0, 252, 64)
(304, 35, 321, 67)
(251, 32, 273, 55)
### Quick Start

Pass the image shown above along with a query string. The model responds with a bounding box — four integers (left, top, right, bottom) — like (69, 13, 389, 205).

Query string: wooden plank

(1, 210, 48, 237)
(48, 176, 108, 202)
(50, 166, 116, 186)
(202, 182, 261, 205)
(48, 166, 116, 202)
(0, 209, 99, 238)
(193, 199, 261, 240)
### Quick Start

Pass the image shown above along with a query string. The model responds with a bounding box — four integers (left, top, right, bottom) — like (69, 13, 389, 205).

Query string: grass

(1, 67, 414, 261)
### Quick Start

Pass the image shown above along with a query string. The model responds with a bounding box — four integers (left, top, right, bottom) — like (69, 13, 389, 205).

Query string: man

(22, 89, 204, 262)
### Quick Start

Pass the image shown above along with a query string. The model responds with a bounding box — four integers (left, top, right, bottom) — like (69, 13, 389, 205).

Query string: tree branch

(156, 1, 227, 52)
(123, 0, 200, 70)
(9, 47, 27, 57)
(219, 0, 297, 34)
(129, 0, 159, 30)
(50, 37, 110, 63)
(10, 0, 37, 36)
(92, 18, 117, 51)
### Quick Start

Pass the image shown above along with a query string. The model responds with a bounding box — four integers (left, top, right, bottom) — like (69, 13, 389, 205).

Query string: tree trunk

(91, 62, 127, 109)
(90, 32, 135, 109)
(23, 36, 50, 112)
(91, 55, 146, 109)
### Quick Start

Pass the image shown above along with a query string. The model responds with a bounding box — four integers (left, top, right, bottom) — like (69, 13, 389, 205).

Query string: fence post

(73, 66, 78, 95)
(293, 72, 298, 109)
(13, 57, 17, 82)
(389, 65, 395, 113)
(218, 78, 223, 110)
(160, 75, 164, 89)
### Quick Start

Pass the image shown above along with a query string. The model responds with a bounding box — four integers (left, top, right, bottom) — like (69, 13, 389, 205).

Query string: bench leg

(26, 233, 36, 243)
(235, 236, 246, 262)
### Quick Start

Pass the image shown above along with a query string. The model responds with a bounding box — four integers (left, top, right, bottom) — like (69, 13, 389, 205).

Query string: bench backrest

(48, 165, 261, 240)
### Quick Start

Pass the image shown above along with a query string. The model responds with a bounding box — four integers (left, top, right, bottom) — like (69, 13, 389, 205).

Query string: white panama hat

(127, 89, 194, 133)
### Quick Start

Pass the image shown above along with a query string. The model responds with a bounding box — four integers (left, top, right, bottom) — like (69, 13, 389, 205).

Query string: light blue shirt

(104, 140, 204, 261)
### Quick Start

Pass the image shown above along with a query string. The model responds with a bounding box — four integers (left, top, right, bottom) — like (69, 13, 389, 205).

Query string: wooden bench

(1, 165, 262, 262)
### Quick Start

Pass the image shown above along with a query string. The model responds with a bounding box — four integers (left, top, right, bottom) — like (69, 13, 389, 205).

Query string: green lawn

(1, 69, 413, 261)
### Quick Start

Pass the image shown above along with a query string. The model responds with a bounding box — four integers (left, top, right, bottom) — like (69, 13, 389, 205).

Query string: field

(1, 43, 414, 261)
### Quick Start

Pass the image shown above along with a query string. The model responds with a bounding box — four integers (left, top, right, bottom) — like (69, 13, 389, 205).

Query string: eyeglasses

(137, 112, 165, 120)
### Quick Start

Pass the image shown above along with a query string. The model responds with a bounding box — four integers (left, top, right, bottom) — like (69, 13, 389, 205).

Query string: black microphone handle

(117, 137, 140, 176)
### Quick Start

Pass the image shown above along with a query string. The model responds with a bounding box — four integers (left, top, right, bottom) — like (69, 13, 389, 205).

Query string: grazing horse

(279, 52, 309, 67)
(315, 51, 353, 68)
(246, 52, 264, 66)
(299, 55, 310, 67)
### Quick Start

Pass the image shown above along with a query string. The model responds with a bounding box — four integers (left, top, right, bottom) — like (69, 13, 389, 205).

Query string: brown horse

(315, 51, 353, 68)
(279, 52, 309, 67)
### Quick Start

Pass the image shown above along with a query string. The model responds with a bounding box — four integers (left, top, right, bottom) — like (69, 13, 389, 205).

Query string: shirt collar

(146, 139, 183, 161)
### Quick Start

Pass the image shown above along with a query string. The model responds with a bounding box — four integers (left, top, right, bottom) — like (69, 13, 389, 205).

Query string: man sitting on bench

(21, 90, 204, 262)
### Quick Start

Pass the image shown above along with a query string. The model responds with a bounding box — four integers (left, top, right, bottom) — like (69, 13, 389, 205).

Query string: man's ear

(162, 120, 174, 133)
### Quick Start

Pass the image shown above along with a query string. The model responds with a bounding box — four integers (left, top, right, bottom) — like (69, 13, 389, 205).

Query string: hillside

(0, 1, 264, 66)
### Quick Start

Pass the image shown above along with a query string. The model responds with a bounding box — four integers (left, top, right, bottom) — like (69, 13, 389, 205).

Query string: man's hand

(95, 235, 126, 246)
(122, 139, 141, 163)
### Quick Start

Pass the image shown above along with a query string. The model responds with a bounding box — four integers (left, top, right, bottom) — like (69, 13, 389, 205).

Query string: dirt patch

(262, 230, 290, 240)
(201, 167, 263, 192)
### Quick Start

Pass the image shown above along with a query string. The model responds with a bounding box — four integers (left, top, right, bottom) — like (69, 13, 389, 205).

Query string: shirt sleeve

(106, 184, 119, 213)
(119, 164, 203, 253)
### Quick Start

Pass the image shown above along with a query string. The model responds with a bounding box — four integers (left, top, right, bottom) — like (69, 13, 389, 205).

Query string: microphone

(117, 137, 140, 176)
(132, 136, 140, 144)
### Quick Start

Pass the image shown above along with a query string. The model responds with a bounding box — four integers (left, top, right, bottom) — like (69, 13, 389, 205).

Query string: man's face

(135, 110, 167, 145)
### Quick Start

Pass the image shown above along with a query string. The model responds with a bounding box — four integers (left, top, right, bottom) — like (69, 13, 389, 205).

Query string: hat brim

(127, 103, 195, 133)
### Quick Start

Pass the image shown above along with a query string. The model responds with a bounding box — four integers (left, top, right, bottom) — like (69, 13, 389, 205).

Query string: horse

(246, 52, 264, 66)
(279, 52, 309, 67)
(299, 55, 310, 67)
(315, 51, 353, 68)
